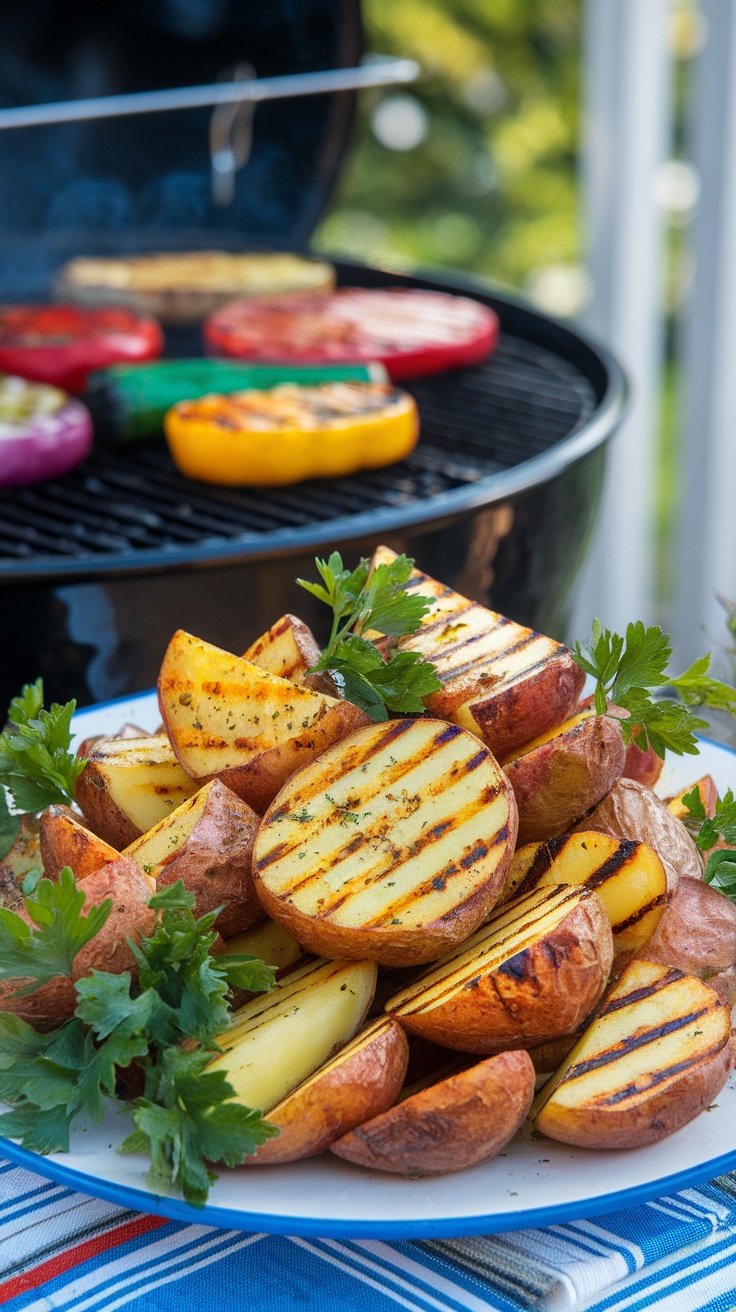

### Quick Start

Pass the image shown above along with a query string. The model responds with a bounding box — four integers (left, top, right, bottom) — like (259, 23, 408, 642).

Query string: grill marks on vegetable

(254, 718, 514, 931)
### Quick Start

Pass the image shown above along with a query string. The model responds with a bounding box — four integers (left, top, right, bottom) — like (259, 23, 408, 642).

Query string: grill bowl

(0, 248, 625, 707)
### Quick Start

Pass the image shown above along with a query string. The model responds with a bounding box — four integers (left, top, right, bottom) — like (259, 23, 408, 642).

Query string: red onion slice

(0, 374, 93, 488)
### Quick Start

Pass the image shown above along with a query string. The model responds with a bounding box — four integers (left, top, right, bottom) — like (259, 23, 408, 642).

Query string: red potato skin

(39, 805, 120, 882)
(243, 1019, 409, 1165)
(0, 856, 154, 1030)
(535, 1033, 736, 1150)
(331, 1049, 535, 1175)
(462, 654, 585, 760)
(623, 737, 664, 789)
(636, 876, 736, 1006)
(503, 713, 626, 846)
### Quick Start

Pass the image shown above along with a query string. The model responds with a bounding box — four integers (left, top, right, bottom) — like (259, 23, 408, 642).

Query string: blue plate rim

(2, 1133, 736, 1238)
(2, 691, 731, 1238)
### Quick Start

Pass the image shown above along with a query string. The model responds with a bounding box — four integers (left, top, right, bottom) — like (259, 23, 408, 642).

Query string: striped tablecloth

(3, 1160, 736, 1312)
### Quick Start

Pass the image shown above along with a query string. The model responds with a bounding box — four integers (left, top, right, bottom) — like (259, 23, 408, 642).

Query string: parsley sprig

(0, 679, 87, 814)
(297, 552, 441, 721)
(0, 876, 278, 1207)
(573, 620, 736, 757)
(681, 786, 736, 897)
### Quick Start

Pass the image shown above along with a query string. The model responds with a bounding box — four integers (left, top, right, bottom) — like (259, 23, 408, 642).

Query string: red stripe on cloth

(0, 1212, 168, 1303)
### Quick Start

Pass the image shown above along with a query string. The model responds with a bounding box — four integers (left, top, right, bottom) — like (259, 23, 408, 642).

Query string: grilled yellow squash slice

(75, 733, 198, 848)
(501, 831, 668, 964)
(207, 956, 377, 1112)
(533, 958, 735, 1148)
(367, 546, 584, 757)
(158, 629, 369, 813)
(253, 717, 518, 967)
(385, 884, 613, 1052)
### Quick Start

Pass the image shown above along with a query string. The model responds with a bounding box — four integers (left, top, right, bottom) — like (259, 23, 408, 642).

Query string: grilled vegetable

(385, 884, 613, 1052)
(84, 360, 385, 442)
(368, 546, 584, 757)
(243, 613, 323, 686)
(39, 804, 119, 881)
(225, 919, 305, 974)
(501, 708, 626, 845)
(572, 777, 703, 892)
(164, 381, 420, 487)
(0, 374, 92, 487)
(331, 1048, 535, 1177)
(75, 733, 198, 848)
(206, 957, 377, 1112)
(667, 775, 718, 823)
(123, 779, 263, 938)
(245, 1016, 409, 1165)
(0, 306, 162, 394)
(253, 717, 518, 967)
(56, 250, 336, 324)
(533, 958, 735, 1149)
(634, 876, 736, 1006)
(502, 831, 668, 964)
(158, 630, 369, 814)
(203, 287, 499, 381)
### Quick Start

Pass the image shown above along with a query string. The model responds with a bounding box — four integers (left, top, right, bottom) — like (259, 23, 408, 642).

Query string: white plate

(2, 692, 736, 1239)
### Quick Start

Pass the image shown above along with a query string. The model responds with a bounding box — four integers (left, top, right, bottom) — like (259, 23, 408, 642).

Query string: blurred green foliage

(315, 0, 582, 297)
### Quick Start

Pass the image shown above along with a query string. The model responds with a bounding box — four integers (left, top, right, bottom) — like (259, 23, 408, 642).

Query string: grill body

(0, 258, 625, 707)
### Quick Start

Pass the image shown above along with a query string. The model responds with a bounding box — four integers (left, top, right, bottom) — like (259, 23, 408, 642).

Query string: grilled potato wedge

(40, 805, 119, 882)
(634, 876, 736, 1006)
(75, 733, 198, 848)
(501, 832, 668, 964)
(158, 629, 369, 813)
(331, 1048, 535, 1176)
(386, 884, 613, 1053)
(368, 546, 583, 757)
(666, 775, 718, 822)
(253, 717, 518, 967)
(501, 710, 626, 845)
(573, 777, 703, 892)
(533, 958, 735, 1149)
(207, 956, 377, 1112)
(244, 1016, 409, 1165)
(242, 613, 322, 685)
(0, 814, 42, 910)
(225, 918, 305, 973)
(123, 779, 263, 937)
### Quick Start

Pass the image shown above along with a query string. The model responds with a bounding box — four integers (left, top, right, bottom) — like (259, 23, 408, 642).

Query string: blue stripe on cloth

(581, 1232, 736, 1312)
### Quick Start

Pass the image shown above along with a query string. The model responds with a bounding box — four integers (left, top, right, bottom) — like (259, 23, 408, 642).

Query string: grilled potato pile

(21, 546, 734, 1177)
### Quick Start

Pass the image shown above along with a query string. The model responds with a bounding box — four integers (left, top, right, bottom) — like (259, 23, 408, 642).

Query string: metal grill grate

(0, 334, 596, 578)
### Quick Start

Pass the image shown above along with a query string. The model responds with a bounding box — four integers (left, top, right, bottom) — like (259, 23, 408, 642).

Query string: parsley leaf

(0, 866, 112, 994)
(297, 552, 441, 721)
(0, 789, 21, 862)
(680, 787, 736, 900)
(0, 679, 87, 812)
(572, 621, 735, 756)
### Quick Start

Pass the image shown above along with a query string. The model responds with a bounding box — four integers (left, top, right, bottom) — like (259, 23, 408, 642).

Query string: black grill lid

(0, 264, 625, 583)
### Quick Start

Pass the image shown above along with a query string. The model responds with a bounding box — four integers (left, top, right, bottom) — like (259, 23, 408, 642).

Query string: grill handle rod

(0, 57, 420, 132)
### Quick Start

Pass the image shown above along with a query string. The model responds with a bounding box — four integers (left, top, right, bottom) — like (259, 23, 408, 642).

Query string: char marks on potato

(252, 716, 518, 966)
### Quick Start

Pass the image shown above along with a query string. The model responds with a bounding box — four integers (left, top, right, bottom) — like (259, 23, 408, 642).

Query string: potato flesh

(242, 614, 321, 684)
(226, 919, 304, 972)
(499, 709, 593, 767)
(504, 832, 667, 958)
(158, 630, 349, 777)
(125, 785, 210, 871)
(208, 957, 377, 1112)
(387, 884, 598, 1014)
(535, 958, 731, 1116)
(255, 718, 513, 931)
(85, 734, 197, 832)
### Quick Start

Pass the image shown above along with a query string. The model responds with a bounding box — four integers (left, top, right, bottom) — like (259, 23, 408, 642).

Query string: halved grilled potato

(385, 884, 613, 1052)
(242, 613, 322, 685)
(501, 831, 668, 964)
(40, 805, 119, 882)
(244, 1016, 409, 1164)
(252, 717, 518, 967)
(331, 1048, 535, 1176)
(368, 546, 584, 757)
(501, 711, 626, 845)
(123, 778, 263, 937)
(158, 629, 369, 813)
(75, 733, 198, 848)
(573, 777, 703, 892)
(533, 958, 735, 1149)
(207, 956, 377, 1112)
